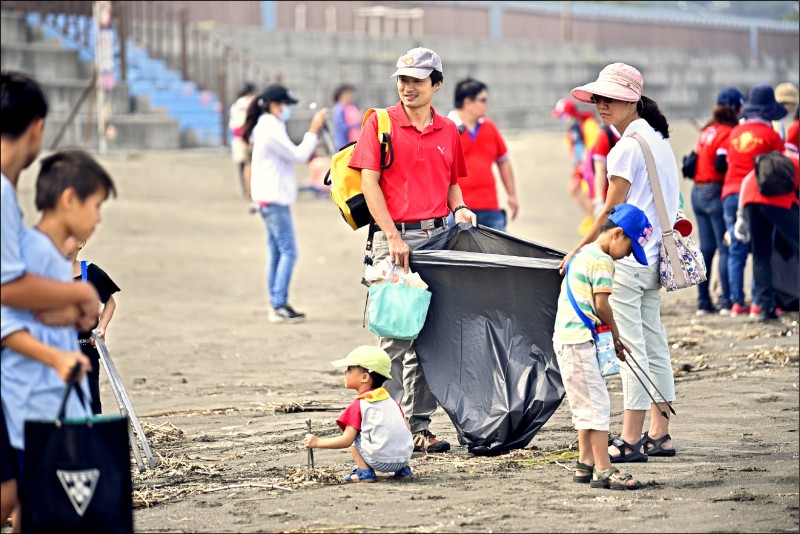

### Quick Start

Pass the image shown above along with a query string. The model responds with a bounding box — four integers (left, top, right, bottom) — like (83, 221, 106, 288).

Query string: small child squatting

(303, 346, 414, 483)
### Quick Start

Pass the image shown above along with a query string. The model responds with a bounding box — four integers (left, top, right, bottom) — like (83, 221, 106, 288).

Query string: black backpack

(681, 150, 698, 180)
(754, 151, 796, 196)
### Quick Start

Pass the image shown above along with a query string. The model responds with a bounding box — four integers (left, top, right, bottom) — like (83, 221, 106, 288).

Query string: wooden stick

(306, 419, 315, 479)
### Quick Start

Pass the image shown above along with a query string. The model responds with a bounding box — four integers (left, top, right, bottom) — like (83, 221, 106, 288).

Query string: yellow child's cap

(331, 345, 392, 380)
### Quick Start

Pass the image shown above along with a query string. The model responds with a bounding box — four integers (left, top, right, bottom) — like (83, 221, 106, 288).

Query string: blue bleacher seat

(24, 13, 223, 147)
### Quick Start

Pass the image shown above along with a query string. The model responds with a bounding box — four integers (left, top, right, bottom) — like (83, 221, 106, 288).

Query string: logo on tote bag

(57, 469, 100, 516)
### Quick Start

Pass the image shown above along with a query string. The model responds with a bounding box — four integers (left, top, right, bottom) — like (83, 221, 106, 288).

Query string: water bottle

(595, 325, 619, 377)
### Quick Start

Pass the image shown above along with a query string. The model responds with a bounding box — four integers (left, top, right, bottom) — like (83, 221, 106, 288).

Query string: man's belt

(372, 217, 447, 232)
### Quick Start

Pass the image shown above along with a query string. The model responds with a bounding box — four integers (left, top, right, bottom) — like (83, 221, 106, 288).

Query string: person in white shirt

(240, 84, 328, 323)
(561, 63, 680, 465)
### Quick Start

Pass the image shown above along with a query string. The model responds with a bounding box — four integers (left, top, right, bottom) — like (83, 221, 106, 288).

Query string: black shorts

(1, 403, 18, 482)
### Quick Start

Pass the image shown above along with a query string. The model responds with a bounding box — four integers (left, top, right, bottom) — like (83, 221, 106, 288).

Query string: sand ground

(12, 121, 799, 533)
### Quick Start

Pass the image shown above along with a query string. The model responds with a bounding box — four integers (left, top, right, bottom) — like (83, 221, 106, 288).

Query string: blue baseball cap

(608, 203, 653, 266)
(716, 87, 745, 110)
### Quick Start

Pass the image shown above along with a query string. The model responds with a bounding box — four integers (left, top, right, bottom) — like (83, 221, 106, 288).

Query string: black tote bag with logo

(22, 366, 133, 533)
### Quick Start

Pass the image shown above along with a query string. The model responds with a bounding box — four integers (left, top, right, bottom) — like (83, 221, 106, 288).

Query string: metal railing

(3, 0, 278, 146)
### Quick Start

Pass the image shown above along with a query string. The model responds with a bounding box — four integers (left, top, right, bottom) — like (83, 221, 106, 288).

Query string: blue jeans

(259, 204, 297, 309)
(691, 183, 729, 309)
(746, 203, 799, 313)
(722, 194, 749, 306)
(446, 209, 507, 231)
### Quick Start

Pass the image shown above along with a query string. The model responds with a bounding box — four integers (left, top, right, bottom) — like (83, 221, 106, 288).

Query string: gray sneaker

(269, 305, 306, 323)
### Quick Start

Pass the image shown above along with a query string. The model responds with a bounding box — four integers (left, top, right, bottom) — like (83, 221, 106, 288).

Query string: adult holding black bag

(560, 63, 680, 462)
(688, 87, 744, 315)
(348, 47, 475, 454)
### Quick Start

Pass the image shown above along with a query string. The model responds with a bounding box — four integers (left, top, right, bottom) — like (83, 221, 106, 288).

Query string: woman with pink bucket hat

(558, 63, 681, 473)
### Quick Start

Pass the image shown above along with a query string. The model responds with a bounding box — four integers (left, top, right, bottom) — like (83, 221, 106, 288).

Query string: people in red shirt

(738, 147, 798, 321)
(348, 47, 476, 455)
(446, 78, 518, 232)
(586, 124, 621, 214)
(690, 87, 744, 314)
(785, 110, 799, 153)
(722, 84, 785, 315)
(551, 98, 600, 235)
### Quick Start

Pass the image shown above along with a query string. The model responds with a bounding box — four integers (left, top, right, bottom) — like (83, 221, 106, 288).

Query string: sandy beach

(11, 120, 799, 533)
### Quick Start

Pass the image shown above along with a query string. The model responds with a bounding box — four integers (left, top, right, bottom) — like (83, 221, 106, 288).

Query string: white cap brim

(391, 67, 434, 79)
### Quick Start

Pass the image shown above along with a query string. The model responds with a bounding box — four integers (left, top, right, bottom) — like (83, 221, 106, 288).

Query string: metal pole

(148, 0, 154, 54)
(561, 0, 571, 42)
(218, 67, 227, 147)
(156, 2, 163, 60)
(180, 7, 188, 79)
(94, 335, 144, 471)
(749, 24, 758, 59)
(94, 335, 156, 469)
(93, 1, 107, 154)
(118, 1, 127, 85)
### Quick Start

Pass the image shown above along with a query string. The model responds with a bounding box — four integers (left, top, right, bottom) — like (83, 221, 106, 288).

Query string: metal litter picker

(92, 331, 156, 471)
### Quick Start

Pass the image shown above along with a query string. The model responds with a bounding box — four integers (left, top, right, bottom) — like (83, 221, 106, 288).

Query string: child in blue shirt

(1, 149, 116, 483)
(1, 72, 101, 528)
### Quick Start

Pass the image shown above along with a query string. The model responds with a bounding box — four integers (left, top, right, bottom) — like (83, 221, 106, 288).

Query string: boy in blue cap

(553, 203, 652, 490)
(303, 346, 414, 483)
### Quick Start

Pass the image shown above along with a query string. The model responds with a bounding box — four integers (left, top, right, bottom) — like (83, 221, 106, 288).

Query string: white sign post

(94, 1, 114, 154)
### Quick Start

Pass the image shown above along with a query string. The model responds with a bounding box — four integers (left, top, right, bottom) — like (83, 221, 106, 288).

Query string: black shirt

(73, 261, 121, 340)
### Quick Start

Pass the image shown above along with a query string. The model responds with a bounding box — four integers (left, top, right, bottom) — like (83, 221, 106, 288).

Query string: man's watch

(452, 205, 470, 215)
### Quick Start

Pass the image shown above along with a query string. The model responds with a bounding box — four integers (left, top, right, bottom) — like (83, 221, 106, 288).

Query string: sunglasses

(590, 95, 619, 105)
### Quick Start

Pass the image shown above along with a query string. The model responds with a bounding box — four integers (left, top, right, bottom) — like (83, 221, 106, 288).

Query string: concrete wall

(209, 25, 799, 137)
(136, 1, 799, 58)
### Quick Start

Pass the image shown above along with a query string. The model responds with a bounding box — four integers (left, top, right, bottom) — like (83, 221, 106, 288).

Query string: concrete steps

(1, 10, 182, 150)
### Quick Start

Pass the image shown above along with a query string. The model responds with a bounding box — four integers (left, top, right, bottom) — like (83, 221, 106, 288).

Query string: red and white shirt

(336, 387, 413, 464)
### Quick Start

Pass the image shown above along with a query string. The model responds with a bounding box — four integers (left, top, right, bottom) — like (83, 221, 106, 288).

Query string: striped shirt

(553, 243, 614, 346)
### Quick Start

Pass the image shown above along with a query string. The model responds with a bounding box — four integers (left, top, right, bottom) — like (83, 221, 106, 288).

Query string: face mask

(279, 105, 293, 122)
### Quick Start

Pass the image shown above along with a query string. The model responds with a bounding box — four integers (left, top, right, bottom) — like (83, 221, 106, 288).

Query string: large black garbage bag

(409, 224, 566, 455)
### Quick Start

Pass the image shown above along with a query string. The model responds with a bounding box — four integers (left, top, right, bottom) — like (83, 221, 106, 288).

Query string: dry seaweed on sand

(140, 406, 240, 418)
(140, 421, 185, 445)
(283, 466, 342, 486)
(276, 526, 382, 533)
(266, 400, 341, 414)
(415, 446, 579, 472)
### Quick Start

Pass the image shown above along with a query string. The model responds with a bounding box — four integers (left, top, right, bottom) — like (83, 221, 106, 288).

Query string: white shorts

(555, 341, 611, 431)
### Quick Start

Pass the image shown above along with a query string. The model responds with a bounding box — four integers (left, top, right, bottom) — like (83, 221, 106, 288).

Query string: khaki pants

(367, 226, 446, 433)
(555, 341, 611, 431)
(610, 261, 675, 410)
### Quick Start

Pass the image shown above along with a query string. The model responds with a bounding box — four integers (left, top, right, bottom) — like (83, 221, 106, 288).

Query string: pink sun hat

(571, 63, 644, 104)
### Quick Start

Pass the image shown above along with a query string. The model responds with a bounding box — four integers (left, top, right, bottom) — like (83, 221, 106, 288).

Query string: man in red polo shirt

(447, 78, 519, 231)
(349, 47, 476, 453)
